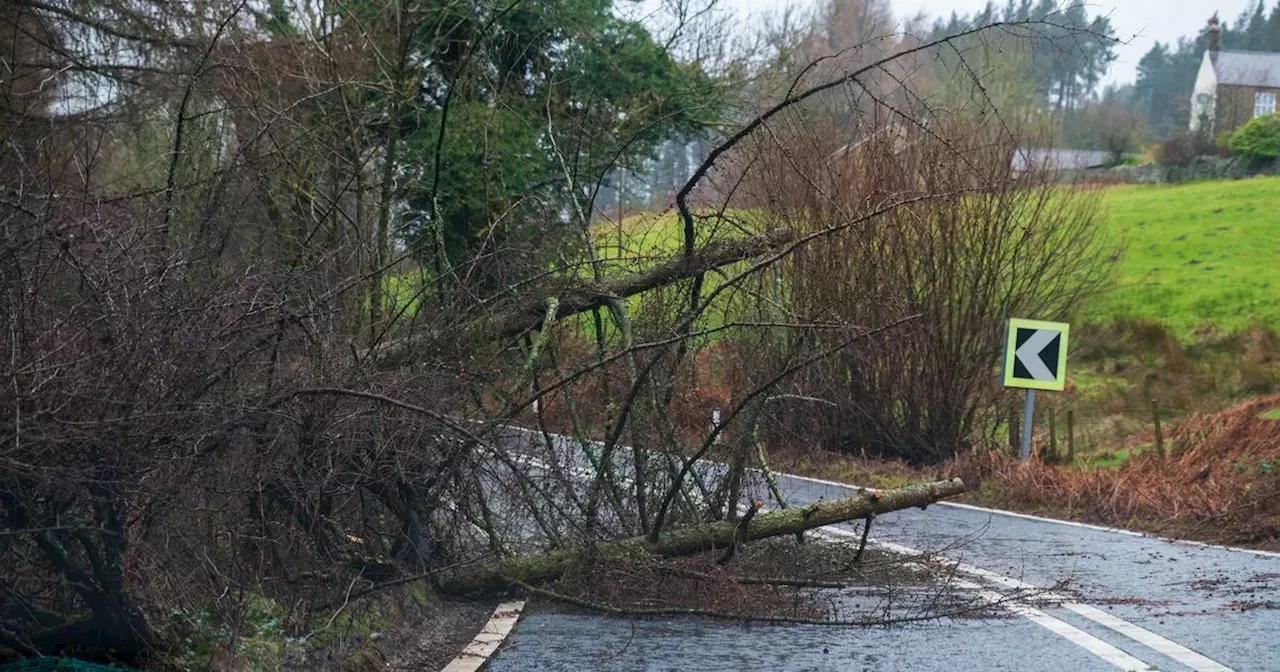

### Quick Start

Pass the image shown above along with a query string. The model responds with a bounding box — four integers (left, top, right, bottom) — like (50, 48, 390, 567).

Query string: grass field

(388, 177, 1280, 341)
(601, 179, 1280, 338)
(1088, 177, 1280, 337)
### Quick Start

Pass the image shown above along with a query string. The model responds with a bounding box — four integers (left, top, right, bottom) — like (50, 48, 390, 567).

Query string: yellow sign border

(1002, 318, 1070, 391)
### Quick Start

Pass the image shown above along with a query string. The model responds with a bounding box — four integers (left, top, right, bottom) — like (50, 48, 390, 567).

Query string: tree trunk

(371, 227, 798, 368)
(437, 478, 964, 595)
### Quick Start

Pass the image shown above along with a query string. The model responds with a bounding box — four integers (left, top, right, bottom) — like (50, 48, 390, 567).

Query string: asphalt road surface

(485, 453, 1280, 672)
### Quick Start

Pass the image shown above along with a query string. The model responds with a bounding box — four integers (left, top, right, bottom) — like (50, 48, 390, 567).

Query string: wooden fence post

(1151, 397, 1165, 459)
(1066, 410, 1075, 463)
(1009, 403, 1020, 456)
(1048, 406, 1058, 463)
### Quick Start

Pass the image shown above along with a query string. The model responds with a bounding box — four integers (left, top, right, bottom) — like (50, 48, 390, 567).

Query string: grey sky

(724, 0, 1254, 85)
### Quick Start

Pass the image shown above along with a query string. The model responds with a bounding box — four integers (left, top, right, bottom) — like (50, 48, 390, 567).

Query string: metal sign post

(1020, 389, 1036, 460)
(1002, 318, 1070, 461)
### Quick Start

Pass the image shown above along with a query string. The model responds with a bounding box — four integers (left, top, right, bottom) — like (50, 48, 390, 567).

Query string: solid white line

(821, 527, 1235, 672)
(1063, 604, 1233, 672)
(926, 575, 1154, 670)
(500, 424, 1280, 559)
(995, 597, 1156, 671)
(502, 426, 1242, 669)
(812, 528, 1155, 671)
(440, 600, 526, 672)
(928, 501, 1280, 560)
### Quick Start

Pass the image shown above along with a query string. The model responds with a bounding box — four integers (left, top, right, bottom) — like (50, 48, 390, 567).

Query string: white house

(1190, 14, 1280, 134)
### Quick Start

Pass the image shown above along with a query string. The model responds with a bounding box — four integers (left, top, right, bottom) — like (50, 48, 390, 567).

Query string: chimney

(1208, 13, 1222, 53)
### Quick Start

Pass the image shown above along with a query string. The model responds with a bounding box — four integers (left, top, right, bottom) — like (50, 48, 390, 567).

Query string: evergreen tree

(930, 0, 1116, 114)
(1241, 1, 1270, 50)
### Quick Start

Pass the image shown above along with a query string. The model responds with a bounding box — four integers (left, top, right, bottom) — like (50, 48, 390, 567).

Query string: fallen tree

(371, 227, 799, 368)
(437, 477, 965, 594)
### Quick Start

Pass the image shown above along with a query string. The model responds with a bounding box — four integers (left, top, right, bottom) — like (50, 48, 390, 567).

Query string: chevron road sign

(1002, 318, 1070, 392)
(1002, 318, 1070, 460)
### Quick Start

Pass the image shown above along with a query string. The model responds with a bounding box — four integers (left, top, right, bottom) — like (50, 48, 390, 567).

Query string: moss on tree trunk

(437, 478, 964, 594)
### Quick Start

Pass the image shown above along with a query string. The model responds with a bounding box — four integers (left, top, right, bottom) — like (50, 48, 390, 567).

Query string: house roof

(1011, 148, 1111, 172)
(1211, 50, 1280, 89)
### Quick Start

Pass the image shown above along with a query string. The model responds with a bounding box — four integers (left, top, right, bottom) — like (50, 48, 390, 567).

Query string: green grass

(1086, 177, 1280, 337)
(603, 182, 1280, 341)
(593, 211, 688, 260)
(598, 180, 1280, 347)
(1261, 409, 1280, 420)
(584, 179, 1280, 343)
(384, 177, 1280, 345)
(381, 210, 757, 335)
(1080, 445, 1148, 470)
(571, 211, 773, 341)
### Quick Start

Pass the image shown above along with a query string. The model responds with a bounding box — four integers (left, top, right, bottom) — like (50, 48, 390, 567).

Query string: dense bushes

(1154, 131, 1219, 166)
(735, 122, 1115, 465)
(1228, 113, 1280, 166)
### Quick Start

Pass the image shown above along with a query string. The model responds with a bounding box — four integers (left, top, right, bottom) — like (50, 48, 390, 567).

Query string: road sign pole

(1020, 389, 1036, 461)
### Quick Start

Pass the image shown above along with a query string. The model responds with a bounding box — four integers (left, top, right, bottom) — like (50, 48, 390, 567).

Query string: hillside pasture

(1087, 177, 1280, 337)
(386, 177, 1280, 344)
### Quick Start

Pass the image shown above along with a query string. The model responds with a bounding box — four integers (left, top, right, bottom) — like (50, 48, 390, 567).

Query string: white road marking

(1064, 603, 1233, 672)
(812, 528, 1155, 671)
(499, 426, 1245, 670)
(996, 597, 1157, 671)
(440, 600, 526, 672)
(923, 501, 1280, 560)
(821, 526, 1235, 672)
(759, 464, 1280, 559)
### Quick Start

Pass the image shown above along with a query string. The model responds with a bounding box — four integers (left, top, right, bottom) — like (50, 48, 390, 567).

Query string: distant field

(603, 181, 1280, 339)
(1087, 177, 1280, 337)
(388, 178, 1280, 340)
(604, 180, 1280, 338)
(583, 211, 766, 339)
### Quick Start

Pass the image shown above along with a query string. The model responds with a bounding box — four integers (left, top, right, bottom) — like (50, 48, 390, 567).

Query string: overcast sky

(723, 0, 1256, 85)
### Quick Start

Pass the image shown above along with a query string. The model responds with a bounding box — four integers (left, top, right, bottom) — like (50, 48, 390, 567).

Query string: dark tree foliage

(369, 0, 726, 274)
(1060, 84, 1144, 159)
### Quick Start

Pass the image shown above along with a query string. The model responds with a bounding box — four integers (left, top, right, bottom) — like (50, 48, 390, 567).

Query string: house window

(1255, 91, 1277, 117)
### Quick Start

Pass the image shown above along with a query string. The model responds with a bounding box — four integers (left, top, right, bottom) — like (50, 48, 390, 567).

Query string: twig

(718, 500, 760, 565)
(320, 576, 361, 633)
(649, 313, 922, 542)
(509, 578, 1009, 627)
(854, 515, 873, 564)
(316, 555, 494, 609)
(647, 561, 863, 589)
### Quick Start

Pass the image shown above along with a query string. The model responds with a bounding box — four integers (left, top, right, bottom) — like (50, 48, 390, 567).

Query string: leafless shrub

(1, 0, 1118, 663)
(731, 104, 1115, 465)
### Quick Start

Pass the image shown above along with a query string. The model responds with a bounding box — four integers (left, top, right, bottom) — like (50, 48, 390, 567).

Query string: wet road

(486, 434, 1280, 671)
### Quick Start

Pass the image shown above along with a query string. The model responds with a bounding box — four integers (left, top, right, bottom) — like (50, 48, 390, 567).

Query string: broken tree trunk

(437, 477, 964, 595)
(372, 227, 798, 368)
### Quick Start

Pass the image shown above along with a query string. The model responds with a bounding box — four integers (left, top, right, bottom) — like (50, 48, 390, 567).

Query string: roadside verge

(440, 601, 526, 672)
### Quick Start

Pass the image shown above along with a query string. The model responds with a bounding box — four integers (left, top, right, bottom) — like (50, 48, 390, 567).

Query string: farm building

(1190, 14, 1280, 134)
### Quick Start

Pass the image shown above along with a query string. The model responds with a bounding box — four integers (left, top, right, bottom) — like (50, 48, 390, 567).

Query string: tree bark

(371, 227, 798, 368)
(437, 478, 964, 595)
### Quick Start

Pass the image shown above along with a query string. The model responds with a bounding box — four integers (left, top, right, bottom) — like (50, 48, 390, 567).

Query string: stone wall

(1081, 156, 1280, 184)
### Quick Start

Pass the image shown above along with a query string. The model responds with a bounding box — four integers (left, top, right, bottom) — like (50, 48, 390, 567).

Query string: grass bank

(1086, 177, 1280, 337)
